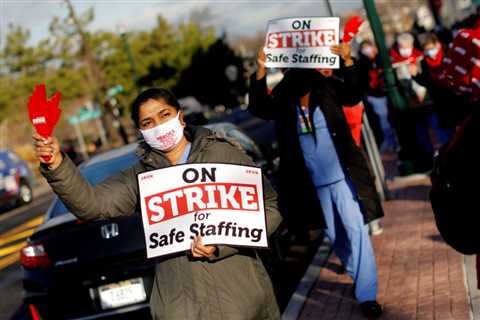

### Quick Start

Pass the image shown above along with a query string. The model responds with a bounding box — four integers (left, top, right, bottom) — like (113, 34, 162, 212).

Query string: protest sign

(138, 163, 268, 258)
(264, 17, 340, 69)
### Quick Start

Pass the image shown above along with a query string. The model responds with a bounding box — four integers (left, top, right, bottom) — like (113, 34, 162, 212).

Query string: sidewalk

(284, 175, 473, 320)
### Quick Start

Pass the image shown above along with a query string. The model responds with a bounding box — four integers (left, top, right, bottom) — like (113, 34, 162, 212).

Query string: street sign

(107, 85, 124, 98)
(68, 108, 102, 125)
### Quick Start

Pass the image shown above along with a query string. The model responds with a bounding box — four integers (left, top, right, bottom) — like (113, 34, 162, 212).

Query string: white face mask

(140, 113, 184, 151)
(425, 47, 439, 58)
(399, 47, 413, 58)
(361, 46, 375, 57)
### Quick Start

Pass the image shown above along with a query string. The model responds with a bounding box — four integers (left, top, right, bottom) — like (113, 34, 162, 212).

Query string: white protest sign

(264, 17, 340, 69)
(138, 163, 267, 258)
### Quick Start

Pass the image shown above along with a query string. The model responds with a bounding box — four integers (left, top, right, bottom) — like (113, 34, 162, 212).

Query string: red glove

(343, 15, 364, 43)
(28, 84, 62, 161)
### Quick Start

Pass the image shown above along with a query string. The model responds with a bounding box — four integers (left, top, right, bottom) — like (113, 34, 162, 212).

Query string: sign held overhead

(264, 17, 340, 69)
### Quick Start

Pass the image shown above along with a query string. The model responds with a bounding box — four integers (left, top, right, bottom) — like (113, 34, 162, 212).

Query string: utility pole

(363, 0, 419, 175)
(72, 122, 89, 161)
(325, 0, 334, 16)
(363, 0, 407, 111)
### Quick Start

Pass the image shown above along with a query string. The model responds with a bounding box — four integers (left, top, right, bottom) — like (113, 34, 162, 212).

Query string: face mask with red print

(140, 113, 184, 151)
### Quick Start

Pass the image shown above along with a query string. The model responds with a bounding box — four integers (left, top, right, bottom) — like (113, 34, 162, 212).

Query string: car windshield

(48, 150, 139, 219)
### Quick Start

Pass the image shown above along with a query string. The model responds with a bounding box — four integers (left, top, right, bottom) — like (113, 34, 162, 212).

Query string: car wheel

(18, 182, 33, 205)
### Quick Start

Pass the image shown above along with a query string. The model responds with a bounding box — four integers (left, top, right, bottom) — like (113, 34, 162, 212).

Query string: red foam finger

(28, 84, 62, 138)
(343, 15, 364, 43)
(48, 91, 61, 109)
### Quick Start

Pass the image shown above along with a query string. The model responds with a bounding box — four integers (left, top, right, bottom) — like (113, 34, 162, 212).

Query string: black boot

(359, 300, 383, 319)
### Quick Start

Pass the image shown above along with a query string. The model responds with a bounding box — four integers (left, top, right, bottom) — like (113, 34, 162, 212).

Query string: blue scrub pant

(428, 112, 453, 147)
(316, 179, 378, 302)
(366, 95, 398, 152)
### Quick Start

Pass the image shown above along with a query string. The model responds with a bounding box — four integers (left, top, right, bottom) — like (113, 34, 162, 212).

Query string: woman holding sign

(248, 17, 384, 319)
(32, 88, 282, 319)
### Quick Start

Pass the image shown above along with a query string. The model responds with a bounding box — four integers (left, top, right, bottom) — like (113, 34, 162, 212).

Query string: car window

(48, 151, 139, 219)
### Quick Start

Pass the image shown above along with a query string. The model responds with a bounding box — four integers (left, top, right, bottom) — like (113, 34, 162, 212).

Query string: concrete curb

(281, 237, 332, 320)
(464, 255, 480, 320)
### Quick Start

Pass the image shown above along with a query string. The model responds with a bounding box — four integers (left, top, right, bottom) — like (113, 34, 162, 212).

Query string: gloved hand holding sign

(28, 84, 62, 166)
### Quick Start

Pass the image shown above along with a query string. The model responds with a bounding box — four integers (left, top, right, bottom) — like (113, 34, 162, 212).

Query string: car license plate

(98, 278, 146, 310)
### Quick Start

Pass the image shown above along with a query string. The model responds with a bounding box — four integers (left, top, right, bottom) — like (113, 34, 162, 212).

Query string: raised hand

(331, 43, 354, 67)
(256, 47, 267, 80)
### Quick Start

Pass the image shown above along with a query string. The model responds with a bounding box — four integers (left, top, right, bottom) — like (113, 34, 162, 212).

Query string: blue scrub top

(297, 106, 345, 186)
(177, 143, 191, 165)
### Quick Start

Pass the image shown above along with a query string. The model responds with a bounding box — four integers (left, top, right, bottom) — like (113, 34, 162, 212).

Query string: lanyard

(297, 105, 313, 134)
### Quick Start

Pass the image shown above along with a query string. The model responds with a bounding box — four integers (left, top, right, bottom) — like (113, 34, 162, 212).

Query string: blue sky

(0, 0, 363, 47)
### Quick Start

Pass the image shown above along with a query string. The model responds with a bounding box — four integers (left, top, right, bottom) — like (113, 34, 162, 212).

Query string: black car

(21, 123, 277, 320)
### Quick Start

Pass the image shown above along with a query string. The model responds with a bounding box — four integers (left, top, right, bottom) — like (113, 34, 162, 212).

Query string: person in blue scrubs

(297, 102, 378, 304)
(249, 42, 384, 319)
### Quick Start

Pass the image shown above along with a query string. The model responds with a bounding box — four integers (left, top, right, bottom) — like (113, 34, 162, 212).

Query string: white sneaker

(369, 221, 383, 236)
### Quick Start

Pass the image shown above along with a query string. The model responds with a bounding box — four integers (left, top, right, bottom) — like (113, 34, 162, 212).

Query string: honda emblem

(100, 223, 119, 239)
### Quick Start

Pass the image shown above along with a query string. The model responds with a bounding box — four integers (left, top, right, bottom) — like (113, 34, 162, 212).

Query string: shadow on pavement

(388, 184, 431, 202)
(427, 234, 444, 242)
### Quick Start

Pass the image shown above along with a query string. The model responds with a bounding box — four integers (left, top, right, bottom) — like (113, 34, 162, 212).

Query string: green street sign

(68, 116, 79, 125)
(107, 84, 124, 97)
(69, 108, 102, 125)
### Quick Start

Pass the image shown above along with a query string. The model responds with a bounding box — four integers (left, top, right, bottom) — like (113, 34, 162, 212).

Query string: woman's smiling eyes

(140, 111, 173, 129)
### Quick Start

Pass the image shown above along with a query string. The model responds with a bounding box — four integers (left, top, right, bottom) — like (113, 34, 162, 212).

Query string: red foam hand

(28, 84, 62, 162)
(343, 16, 364, 43)
(28, 84, 62, 138)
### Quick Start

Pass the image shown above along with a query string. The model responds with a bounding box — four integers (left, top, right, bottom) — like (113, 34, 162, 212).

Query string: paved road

(0, 187, 53, 320)
(0, 187, 53, 234)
